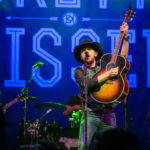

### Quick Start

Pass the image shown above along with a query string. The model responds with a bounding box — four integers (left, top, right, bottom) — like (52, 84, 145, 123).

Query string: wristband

(124, 35, 129, 41)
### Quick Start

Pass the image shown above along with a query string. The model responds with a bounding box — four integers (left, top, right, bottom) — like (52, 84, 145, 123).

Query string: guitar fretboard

(110, 32, 124, 64)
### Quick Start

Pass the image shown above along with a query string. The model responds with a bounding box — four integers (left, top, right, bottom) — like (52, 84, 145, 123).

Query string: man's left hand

(120, 22, 129, 36)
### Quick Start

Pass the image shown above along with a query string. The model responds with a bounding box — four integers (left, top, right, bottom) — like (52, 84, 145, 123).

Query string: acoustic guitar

(91, 8, 135, 105)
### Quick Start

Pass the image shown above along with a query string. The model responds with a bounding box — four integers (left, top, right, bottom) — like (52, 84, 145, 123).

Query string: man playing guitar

(73, 21, 129, 150)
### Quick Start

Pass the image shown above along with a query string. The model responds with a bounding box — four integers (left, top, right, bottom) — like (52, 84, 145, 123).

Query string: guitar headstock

(123, 6, 135, 23)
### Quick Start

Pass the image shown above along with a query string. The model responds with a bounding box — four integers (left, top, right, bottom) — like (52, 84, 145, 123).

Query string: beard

(85, 56, 95, 64)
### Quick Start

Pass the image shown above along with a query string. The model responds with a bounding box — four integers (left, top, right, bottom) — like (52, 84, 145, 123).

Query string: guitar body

(91, 53, 130, 104)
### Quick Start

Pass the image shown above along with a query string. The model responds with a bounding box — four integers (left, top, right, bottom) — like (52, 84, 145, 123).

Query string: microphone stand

(124, 88, 136, 130)
(83, 63, 88, 150)
(32, 109, 52, 150)
(124, 98, 128, 129)
(21, 66, 42, 149)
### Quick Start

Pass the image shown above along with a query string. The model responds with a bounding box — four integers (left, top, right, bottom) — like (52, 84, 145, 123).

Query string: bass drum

(39, 121, 62, 146)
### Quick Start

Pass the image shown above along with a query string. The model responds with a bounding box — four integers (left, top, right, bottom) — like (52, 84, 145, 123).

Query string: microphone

(32, 61, 44, 68)
(84, 51, 89, 57)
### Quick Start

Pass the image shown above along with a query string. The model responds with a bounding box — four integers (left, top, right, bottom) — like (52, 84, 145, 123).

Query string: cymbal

(13, 95, 38, 101)
(28, 96, 38, 101)
(34, 102, 66, 112)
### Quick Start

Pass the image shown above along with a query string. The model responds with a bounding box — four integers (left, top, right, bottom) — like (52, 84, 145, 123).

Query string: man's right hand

(97, 66, 119, 84)
(108, 67, 119, 77)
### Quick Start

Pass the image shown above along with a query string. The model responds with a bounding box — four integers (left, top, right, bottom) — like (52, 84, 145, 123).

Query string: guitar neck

(110, 32, 124, 64)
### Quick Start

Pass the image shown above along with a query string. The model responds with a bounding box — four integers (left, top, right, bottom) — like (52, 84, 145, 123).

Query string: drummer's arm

(63, 105, 74, 115)
(63, 105, 82, 115)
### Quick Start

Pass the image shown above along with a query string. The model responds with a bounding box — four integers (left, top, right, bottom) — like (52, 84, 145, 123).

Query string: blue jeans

(78, 110, 116, 150)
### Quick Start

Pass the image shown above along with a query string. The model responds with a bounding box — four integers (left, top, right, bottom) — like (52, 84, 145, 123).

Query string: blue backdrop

(0, 0, 150, 149)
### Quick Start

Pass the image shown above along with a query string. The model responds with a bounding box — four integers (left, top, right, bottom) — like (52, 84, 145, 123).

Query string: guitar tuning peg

(128, 18, 133, 22)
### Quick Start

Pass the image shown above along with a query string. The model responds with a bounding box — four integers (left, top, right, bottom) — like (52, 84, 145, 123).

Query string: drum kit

(3, 93, 82, 150)
(13, 97, 81, 150)
(2, 62, 82, 150)
(15, 101, 62, 148)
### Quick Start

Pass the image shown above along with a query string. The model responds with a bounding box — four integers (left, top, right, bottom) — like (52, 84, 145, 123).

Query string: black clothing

(74, 63, 113, 113)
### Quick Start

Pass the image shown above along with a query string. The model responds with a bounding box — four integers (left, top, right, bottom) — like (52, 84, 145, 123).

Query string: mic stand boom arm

(21, 61, 44, 94)
(21, 69, 37, 94)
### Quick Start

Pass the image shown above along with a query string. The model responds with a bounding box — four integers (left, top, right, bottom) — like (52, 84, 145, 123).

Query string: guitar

(91, 8, 135, 105)
(3, 93, 28, 112)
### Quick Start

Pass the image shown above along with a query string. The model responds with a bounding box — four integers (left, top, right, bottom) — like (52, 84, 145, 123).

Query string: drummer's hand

(73, 105, 82, 110)
(66, 105, 72, 109)
(63, 105, 72, 115)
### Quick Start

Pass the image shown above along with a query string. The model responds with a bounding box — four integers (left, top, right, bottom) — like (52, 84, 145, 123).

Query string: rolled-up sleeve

(74, 67, 100, 91)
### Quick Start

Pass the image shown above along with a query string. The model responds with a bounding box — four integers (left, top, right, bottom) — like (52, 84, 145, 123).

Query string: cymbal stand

(32, 109, 52, 150)
(40, 108, 52, 120)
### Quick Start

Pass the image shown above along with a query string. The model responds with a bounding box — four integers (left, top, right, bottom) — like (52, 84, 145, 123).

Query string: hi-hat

(34, 102, 66, 112)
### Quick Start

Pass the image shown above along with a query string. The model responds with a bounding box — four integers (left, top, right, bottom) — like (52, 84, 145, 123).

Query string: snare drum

(17, 119, 43, 145)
